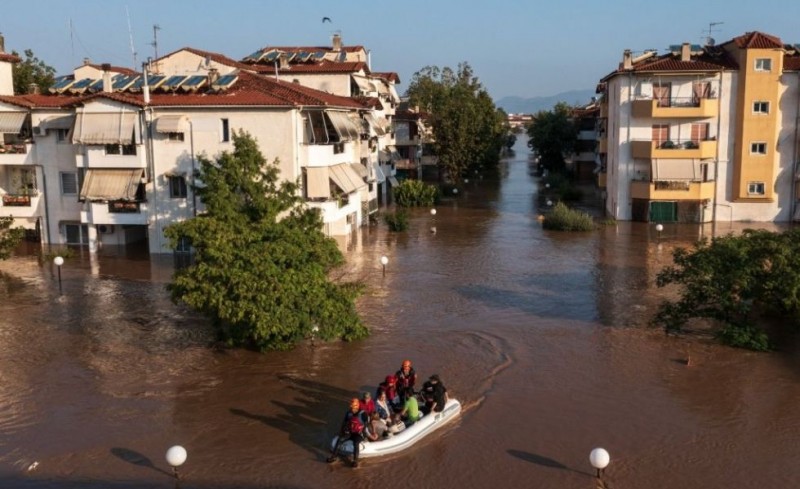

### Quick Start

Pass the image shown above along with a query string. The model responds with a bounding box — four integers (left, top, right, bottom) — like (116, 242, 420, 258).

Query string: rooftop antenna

(125, 6, 137, 69)
(68, 18, 75, 68)
(704, 21, 723, 46)
(150, 24, 160, 73)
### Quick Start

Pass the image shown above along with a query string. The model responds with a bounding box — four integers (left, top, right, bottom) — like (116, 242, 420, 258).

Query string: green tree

(0, 216, 24, 260)
(164, 131, 367, 351)
(406, 63, 505, 182)
(654, 229, 800, 351)
(12, 49, 56, 95)
(527, 102, 578, 175)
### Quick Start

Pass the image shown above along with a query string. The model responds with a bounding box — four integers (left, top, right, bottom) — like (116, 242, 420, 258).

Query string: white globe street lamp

(430, 208, 437, 216)
(166, 445, 187, 480)
(589, 447, 610, 479)
(656, 223, 664, 240)
(380, 255, 388, 276)
(546, 200, 553, 207)
(452, 188, 459, 195)
(464, 178, 469, 184)
(53, 256, 64, 295)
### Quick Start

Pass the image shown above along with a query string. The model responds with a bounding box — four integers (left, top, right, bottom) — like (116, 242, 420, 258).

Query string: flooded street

(2, 137, 800, 489)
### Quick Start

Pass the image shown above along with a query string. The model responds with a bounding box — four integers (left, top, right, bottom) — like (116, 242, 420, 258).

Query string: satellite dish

(707, 37, 716, 46)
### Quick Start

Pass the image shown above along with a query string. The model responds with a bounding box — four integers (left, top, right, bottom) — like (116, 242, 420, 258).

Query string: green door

(649, 201, 677, 222)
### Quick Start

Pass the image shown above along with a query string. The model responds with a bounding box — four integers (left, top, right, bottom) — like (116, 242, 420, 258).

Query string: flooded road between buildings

(2, 137, 800, 489)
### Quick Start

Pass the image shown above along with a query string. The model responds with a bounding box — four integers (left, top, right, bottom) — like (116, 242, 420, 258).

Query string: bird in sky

(322, 17, 332, 23)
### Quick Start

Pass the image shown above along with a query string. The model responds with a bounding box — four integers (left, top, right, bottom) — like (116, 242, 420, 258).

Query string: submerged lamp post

(166, 445, 187, 481)
(430, 208, 437, 216)
(452, 188, 458, 195)
(656, 223, 664, 240)
(589, 447, 610, 480)
(546, 199, 553, 207)
(53, 256, 64, 295)
(380, 255, 388, 277)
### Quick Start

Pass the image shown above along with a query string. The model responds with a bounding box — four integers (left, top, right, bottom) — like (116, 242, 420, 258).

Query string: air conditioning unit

(34, 126, 47, 136)
(97, 224, 115, 234)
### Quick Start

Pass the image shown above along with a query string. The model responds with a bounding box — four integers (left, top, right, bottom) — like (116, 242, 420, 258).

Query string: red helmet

(402, 360, 412, 368)
(385, 375, 396, 384)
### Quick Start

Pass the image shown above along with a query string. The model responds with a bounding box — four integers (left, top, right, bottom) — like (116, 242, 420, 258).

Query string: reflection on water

(1, 137, 799, 488)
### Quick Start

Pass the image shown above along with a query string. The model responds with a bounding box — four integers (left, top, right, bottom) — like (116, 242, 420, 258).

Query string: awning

(0, 111, 28, 134)
(329, 163, 366, 194)
(72, 112, 137, 145)
(154, 115, 188, 133)
(388, 85, 401, 104)
(352, 75, 375, 93)
(653, 159, 702, 180)
(364, 113, 387, 136)
(306, 167, 331, 199)
(374, 162, 386, 183)
(388, 176, 400, 187)
(80, 169, 143, 201)
(326, 111, 361, 140)
(351, 162, 369, 179)
(41, 115, 75, 130)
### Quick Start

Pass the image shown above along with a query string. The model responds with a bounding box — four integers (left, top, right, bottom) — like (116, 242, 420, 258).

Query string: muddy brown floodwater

(2, 136, 800, 489)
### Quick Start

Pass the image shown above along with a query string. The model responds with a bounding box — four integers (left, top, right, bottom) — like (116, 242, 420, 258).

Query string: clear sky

(2, 0, 799, 100)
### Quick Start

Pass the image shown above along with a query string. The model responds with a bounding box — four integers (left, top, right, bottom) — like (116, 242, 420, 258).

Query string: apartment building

(597, 31, 800, 223)
(0, 39, 389, 254)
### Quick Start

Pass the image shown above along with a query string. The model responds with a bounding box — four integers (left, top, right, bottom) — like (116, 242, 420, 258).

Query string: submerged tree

(164, 131, 367, 351)
(527, 102, 577, 175)
(12, 49, 56, 95)
(406, 63, 506, 182)
(0, 217, 24, 260)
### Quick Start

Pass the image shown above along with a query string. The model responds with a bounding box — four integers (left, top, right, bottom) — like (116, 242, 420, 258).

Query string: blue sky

(2, 0, 799, 100)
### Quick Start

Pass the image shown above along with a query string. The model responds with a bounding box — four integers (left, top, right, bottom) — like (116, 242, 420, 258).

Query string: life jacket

(396, 367, 417, 390)
(348, 413, 364, 434)
(359, 399, 375, 415)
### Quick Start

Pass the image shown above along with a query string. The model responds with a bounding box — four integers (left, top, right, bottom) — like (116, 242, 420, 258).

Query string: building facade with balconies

(598, 32, 800, 223)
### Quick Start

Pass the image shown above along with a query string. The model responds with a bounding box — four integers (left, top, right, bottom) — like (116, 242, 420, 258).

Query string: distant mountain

(497, 89, 596, 114)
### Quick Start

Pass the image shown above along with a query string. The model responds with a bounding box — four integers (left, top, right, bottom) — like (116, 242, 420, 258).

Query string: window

(221, 118, 230, 142)
(175, 236, 192, 253)
(63, 223, 89, 245)
(753, 101, 770, 114)
(167, 132, 184, 142)
(56, 128, 69, 143)
(60, 172, 78, 195)
(747, 182, 765, 195)
(105, 144, 137, 155)
(755, 58, 772, 71)
(751, 142, 767, 155)
(169, 175, 187, 198)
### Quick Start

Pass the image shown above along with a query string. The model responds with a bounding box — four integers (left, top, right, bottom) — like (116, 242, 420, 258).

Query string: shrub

(542, 202, 594, 231)
(384, 210, 409, 231)
(393, 180, 438, 207)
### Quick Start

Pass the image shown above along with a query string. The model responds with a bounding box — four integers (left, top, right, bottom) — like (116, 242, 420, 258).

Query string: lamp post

(589, 447, 610, 480)
(546, 200, 553, 207)
(166, 445, 187, 481)
(452, 188, 458, 195)
(380, 255, 388, 277)
(53, 256, 64, 295)
(430, 208, 437, 216)
(656, 223, 664, 240)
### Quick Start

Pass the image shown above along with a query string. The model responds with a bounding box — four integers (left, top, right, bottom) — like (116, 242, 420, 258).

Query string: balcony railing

(632, 96, 719, 118)
(630, 180, 714, 200)
(108, 201, 142, 213)
(631, 139, 717, 159)
(2, 194, 32, 207)
(0, 143, 28, 155)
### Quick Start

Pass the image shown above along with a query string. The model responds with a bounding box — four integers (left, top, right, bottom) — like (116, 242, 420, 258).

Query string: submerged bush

(393, 180, 438, 207)
(542, 202, 594, 231)
(384, 210, 409, 231)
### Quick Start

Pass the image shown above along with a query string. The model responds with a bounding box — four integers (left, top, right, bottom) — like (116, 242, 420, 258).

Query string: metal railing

(108, 201, 141, 213)
(654, 95, 717, 108)
(2, 194, 32, 206)
(651, 138, 715, 149)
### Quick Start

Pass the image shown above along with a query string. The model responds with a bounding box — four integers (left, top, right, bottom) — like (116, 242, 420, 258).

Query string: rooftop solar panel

(313, 51, 326, 59)
(113, 75, 139, 91)
(245, 49, 264, 62)
(212, 74, 238, 91)
(87, 79, 105, 91)
(50, 77, 76, 93)
(160, 75, 187, 91)
(180, 75, 207, 91)
(264, 51, 280, 62)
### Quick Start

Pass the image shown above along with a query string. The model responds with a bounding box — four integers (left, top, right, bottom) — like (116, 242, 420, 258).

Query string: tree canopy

(654, 229, 800, 351)
(0, 217, 24, 260)
(12, 49, 56, 95)
(164, 131, 367, 351)
(406, 63, 506, 182)
(526, 102, 578, 175)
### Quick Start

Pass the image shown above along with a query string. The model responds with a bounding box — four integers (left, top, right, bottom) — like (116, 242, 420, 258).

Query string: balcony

(632, 97, 718, 118)
(83, 201, 149, 225)
(631, 139, 717, 159)
(302, 143, 353, 167)
(0, 143, 35, 165)
(1, 193, 42, 218)
(630, 180, 714, 200)
(76, 145, 147, 169)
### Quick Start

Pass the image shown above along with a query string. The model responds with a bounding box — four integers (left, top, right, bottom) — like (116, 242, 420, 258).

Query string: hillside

(497, 89, 595, 114)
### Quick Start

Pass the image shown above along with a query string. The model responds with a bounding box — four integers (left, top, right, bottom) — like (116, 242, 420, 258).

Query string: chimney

(622, 49, 632, 70)
(332, 33, 342, 52)
(142, 62, 151, 104)
(0, 34, 5, 53)
(207, 67, 220, 85)
(101, 63, 112, 92)
(681, 42, 691, 62)
(28, 83, 39, 94)
(278, 53, 289, 69)
(83, 57, 91, 66)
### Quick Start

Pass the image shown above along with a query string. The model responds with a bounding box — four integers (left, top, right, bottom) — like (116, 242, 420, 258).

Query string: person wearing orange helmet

(328, 397, 367, 467)
(376, 374, 400, 410)
(395, 359, 417, 403)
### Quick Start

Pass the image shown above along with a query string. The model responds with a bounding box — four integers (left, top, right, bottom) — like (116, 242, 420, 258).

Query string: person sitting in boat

(327, 398, 367, 468)
(376, 375, 400, 410)
(374, 390, 394, 422)
(421, 374, 449, 414)
(364, 412, 388, 441)
(395, 359, 417, 402)
(359, 391, 375, 416)
(399, 387, 421, 425)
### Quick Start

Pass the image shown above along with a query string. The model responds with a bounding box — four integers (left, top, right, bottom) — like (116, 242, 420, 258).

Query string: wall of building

(0, 61, 13, 95)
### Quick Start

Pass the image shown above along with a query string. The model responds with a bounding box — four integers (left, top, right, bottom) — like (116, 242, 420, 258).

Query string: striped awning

(72, 112, 137, 145)
(653, 159, 702, 180)
(327, 111, 361, 140)
(352, 75, 376, 93)
(0, 111, 28, 134)
(79, 169, 143, 201)
(329, 164, 366, 194)
(374, 162, 386, 183)
(364, 113, 387, 136)
(351, 162, 369, 179)
(306, 167, 331, 199)
(41, 115, 75, 130)
(154, 115, 188, 133)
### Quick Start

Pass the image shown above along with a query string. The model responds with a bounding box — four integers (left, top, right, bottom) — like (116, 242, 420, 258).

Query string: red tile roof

(255, 61, 368, 75)
(785, 55, 800, 71)
(0, 53, 20, 63)
(353, 96, 384, 110)
(0, 94, 82, 108)
(80, 63, 138, 76)
(156, 47, 256, 72)
(257, 45, 365, 53)
(731, 31, 784, 49)
(631, 57, 730, 72)
(372, 72, 400, 83)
